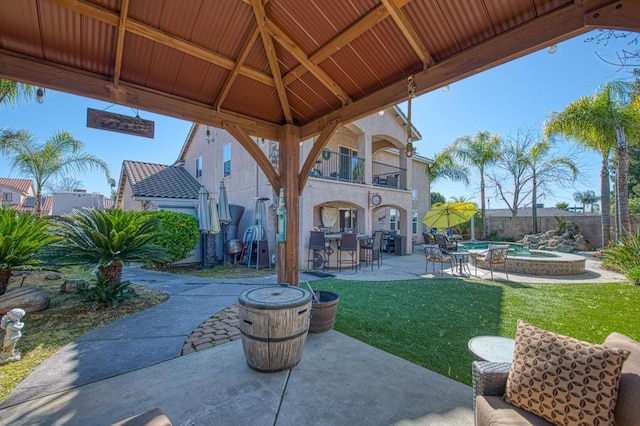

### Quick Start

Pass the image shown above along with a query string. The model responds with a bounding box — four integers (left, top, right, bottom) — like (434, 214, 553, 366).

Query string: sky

(0, 30, 636, 207)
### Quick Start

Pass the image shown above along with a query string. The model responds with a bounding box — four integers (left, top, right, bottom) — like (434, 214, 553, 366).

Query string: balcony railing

(372, 161, 406, 190)
(310, 149, 406, 190)
(311, 150, 364, 183)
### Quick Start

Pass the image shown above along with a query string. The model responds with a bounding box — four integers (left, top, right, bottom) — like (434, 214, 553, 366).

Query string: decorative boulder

(45, 272, 61, 280)
(60, 278, 86, 293)
(0, 287, 51, 314)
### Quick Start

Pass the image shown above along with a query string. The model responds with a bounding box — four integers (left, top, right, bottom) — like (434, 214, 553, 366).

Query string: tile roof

(12, 196, 52, 215)
(0, 178, 34, 194)
(122, 161, 200, 200)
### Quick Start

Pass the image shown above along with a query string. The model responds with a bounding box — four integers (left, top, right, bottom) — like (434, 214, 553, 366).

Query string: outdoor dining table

(450, 251, 471, 276)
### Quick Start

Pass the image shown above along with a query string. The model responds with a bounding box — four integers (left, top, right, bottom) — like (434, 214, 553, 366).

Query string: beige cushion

(504, 320, 629, 426)
(476, 396, 553, 426)
(603, 332, 640, 426)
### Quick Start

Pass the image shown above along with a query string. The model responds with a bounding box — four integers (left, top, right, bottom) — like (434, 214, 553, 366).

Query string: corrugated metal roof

(1, 0, 619, 140)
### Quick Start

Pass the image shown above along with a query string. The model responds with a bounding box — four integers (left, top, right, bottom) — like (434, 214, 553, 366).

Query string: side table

(468, 336, 516, 363)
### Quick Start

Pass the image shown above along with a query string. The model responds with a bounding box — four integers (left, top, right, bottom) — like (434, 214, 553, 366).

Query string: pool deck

(327, 248, 624, 283)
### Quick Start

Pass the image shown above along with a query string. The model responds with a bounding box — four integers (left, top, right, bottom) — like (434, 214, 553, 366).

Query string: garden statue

(1, 308, 26, 364)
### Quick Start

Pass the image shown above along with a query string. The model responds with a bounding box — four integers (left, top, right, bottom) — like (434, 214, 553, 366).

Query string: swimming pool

(459, 242, 586, 276)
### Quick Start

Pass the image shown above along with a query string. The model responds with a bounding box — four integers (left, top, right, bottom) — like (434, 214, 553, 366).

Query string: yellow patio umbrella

(422, 202, 478, 229)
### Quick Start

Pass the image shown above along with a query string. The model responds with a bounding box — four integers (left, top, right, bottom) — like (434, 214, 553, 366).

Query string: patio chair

(337, 233, 358, 272)
(360, 230, 383, 270)
(422, 232, 436, 245)
(434, 234, 457, 251)
(307, 230, 334, 271)
(472, 245, 509, 280)
(424, 245, 454, 276)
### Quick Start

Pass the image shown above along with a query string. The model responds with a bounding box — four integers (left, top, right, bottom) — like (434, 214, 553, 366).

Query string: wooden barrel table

(238, 285, 312, 372)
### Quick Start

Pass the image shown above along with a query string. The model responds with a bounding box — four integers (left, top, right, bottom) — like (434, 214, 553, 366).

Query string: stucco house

(115, 160, 203, 264)
(0, 178, 52, 216)
(174, 107, 432, 269)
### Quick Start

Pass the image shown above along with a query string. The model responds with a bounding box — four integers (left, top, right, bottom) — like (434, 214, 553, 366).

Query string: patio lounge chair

(424, 245, 454, 276)
(434, 234, 457, 251)
(471, 245, 508, 280)
(473, 326, 640, 426)
(422, 232, 436, 245)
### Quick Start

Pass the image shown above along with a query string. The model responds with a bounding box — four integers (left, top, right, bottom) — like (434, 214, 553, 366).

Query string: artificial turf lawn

(312, 278, 640, 386)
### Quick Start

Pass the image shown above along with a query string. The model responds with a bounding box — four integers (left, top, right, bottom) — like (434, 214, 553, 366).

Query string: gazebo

(1, 0, 637, 285)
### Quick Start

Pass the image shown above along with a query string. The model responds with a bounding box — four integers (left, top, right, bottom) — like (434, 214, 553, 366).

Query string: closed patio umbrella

(422, 202, 477, 230)
(218, 181, 232, 225)
(197, 186, 211, 267)
(197, 186, 211, 233)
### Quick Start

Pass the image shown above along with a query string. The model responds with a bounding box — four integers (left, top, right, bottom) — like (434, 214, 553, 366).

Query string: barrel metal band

(240, 328, 308, 343)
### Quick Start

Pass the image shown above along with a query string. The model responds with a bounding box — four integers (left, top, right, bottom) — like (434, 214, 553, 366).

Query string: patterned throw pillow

(504, 320, 629, 426)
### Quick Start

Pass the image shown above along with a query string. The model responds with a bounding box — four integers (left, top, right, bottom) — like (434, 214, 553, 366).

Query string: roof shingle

(0, 178, 34, 194)
(122, 161, 200, 200)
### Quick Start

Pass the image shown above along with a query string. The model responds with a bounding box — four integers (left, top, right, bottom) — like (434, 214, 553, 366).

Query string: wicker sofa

(473, 332, 640, 426)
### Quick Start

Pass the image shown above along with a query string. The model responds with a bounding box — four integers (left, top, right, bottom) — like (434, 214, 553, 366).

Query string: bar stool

(337, 233, 358, 272)
(308, 230, 333, 271)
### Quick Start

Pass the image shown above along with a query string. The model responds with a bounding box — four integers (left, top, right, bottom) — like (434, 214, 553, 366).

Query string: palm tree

(0, 207, 54, 295)
(545, 80, 640, 244)
(0, 129, 110, 217)
(0, 79, 40, 107)
(450, 131, 501, 238)
(573, 190, 600, 213)
(44, 208, 171, 287)
(528, 139, 578, 233)
(427, 148, 469, 185)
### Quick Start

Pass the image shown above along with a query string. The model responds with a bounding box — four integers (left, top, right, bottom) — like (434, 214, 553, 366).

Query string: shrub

(602, 231, 640, 284)
(0, 207, 55, 295)
(76, 272, 136, 308)
(44, 208, 171, 287)
(147, 210, 199, 264)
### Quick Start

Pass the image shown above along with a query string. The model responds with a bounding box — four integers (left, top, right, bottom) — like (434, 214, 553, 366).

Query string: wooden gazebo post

(277, 124, 300, 286)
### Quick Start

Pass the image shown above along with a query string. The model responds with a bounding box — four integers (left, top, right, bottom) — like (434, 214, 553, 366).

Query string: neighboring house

(51, 190, 109, 216)
(175, 107, 432, 270)
(115, 160, 203, 263)
(0, 178, 52, 216)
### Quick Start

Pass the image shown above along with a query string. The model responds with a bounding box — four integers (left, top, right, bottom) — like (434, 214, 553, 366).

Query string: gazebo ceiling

(1, 0, 638, 141)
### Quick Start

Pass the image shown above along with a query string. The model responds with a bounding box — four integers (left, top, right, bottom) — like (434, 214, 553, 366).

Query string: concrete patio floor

(0, 249, 624, 425)
(0, 331, 474, 425)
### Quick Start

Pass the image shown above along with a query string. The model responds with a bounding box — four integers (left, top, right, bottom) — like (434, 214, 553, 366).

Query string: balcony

(372, 161, 406, 190)
(311, 149, 364, 183)
(310, 149, 406, 190)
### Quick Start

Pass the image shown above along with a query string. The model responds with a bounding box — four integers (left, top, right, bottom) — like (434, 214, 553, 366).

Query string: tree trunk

(480, 169, 486, 239)
(0, 268, 12, 296)
(531, 170, 538, 234)
(616, 124, 631, 237)
(600, 153, 611, 247)
(98, 261, 123, 287)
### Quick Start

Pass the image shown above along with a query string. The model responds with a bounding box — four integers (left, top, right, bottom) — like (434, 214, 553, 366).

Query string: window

(412, 209, 418, 234)
(412, 190, 418, 200)
(223, 143, 231, 177)
(389, 208, 398, 232)
(2, 193, 12, 202)
(195, 156, 202, 178)
(339, 208, 358, 232)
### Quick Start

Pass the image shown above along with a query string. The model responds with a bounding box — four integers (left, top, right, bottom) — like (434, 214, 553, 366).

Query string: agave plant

(45, 208, 170, 286)
(0, 206, 54, 295)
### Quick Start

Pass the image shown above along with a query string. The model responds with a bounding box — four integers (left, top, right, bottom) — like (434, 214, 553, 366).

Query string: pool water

(457, 242, 558, 258)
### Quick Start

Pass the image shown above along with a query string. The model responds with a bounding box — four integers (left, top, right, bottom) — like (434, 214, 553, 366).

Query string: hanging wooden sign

(86, 108, 154, 138)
